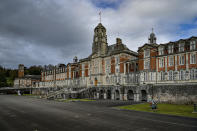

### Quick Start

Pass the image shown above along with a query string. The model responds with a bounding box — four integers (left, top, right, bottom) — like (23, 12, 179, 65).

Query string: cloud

(0, 0, 197, 68)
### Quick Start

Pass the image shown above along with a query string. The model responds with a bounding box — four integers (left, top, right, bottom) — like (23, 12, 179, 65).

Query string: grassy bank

(119, 103, 197, 118)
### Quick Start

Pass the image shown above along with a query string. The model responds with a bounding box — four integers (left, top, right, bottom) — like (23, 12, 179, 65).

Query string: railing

(46, 87, 90, 99)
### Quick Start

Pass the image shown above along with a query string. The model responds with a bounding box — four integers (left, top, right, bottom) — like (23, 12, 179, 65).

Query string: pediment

(138, 44, 154, 52)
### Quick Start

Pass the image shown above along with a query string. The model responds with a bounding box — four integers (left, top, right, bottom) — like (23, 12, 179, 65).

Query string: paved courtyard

(0, 95, 197, 131)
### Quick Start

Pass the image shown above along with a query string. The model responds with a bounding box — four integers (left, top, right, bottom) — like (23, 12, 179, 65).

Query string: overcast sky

(0, 0, 197, 68)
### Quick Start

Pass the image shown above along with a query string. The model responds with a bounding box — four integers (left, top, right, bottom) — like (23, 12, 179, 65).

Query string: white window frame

(144, 49, 150, 58)
(150, 72, 153, 81)
(179, 43, 185, 52)
(144, 59, 150, 69)
(159, 47, 164, 55)
(179, 55, 185, 65)
(168, 45, 174, 54)
(190, 41, 196, 50)
(190, 53, 196, 64)
(179, 70, 185, 80)
(159, 58, 164, 68)
(144, 72, 148, 81)
(190, 69, 196, 80)
(169, 70, 174, 81)
(168, 56, 174, 66)
(160, 71, 165, 81)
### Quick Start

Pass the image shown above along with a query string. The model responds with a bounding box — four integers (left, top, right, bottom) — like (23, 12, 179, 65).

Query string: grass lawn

(119, 103, 197, 118)
(55, 98, 95, 102)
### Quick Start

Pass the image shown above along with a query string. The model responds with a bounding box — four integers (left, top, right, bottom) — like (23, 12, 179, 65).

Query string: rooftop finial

(152, 27, 154, 33)
(99, 11, 101, 23)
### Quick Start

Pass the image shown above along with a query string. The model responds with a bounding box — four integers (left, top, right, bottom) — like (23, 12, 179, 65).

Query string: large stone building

(14, 64, 41, 88)
(15, 22, 197, 103)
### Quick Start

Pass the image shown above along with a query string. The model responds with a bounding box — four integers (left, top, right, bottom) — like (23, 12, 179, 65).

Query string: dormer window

(179, 43, 185, 52)
(168, 45, 174, 54)
(159, 47, 164, 55)
(144, 49, 150, 58)
(190, 41, 196, 50)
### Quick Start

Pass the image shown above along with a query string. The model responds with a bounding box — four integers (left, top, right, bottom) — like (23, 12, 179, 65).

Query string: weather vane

(99, 11, 101, 23)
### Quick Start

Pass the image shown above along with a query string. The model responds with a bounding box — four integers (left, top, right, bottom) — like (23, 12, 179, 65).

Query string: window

(159, 47, 164, 55)
(168, 56, 174, 66)
(115, 56, 120, 64)
(179, 70, 184, 80)
(190, 69, 196, 80)
(179, 43, 185, 52)
(115, 65, 119, 73)
(168, 45, 174, 54)
(144, 59, 150, 69)
(159, 58, 164, 68)
(150, 72, 153, 81)
(105, 59, 111, 74)
(144, 72, 148, 81)
(144, 49, 150, 58)
(190, 41, 196, 50)
(160, 72, 165, 81)
(179, 55, 185, 65)
(169, 70, 174, 80)
(190, 53, 196, 64)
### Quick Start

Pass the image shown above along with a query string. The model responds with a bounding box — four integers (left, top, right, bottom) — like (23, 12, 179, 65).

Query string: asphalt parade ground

(0, 95, 197, 131)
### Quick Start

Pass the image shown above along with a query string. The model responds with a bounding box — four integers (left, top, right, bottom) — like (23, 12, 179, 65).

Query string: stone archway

(127, 90, 134, 100)
(141, 90, 147, 101)
(106, 90, 111, 99)
(99, 90, 104, 99)
(115, 90, 120, 100)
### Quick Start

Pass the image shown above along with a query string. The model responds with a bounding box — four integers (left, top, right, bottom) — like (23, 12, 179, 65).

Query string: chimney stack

(116, 38, 122, 45)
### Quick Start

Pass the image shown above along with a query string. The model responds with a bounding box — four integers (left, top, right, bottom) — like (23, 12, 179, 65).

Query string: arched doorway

(141, 90, 147, 101)
(106, 90, 111, 99)
(115, 90, 120, 100)
(99, 90, 104, 99)
(127, 90, 134, 100)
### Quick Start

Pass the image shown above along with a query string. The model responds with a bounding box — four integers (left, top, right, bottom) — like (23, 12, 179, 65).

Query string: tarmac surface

(0, 95, 197, 131)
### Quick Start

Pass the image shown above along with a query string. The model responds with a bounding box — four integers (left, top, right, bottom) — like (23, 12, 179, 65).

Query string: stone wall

(152, 84, 197, 104)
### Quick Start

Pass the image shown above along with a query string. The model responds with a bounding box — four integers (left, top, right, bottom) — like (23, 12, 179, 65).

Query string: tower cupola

(148, 28, 157, 44)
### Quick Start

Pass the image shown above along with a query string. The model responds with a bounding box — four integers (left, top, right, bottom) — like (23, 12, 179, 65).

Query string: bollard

(193, 104, 197, 113)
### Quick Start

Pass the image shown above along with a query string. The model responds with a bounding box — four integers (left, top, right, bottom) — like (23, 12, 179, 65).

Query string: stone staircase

(46, 87, 89, 99)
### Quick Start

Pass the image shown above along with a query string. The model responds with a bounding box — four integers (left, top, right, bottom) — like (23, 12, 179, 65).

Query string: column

(111, 93, 115, 100)
(127, 63, 129, 73)
(120, 94, 123, 100)
(165, 56, 167, 72)
(97, 92, 99, 99)
(104, 93, 107, 99)
(124, 94, 128, 101)
(175, 55, 177, 71)
(124, 63, 126, 75)
(147, 94, 152, 102)
(186, 53, 189, 70)
(134, 93, 140, 102)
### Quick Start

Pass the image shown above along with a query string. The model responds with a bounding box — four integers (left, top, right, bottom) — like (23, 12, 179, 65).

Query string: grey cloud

(0, 0, 197, 68)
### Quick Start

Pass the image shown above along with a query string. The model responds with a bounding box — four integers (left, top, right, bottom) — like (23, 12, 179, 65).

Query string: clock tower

(92, 23, 108, 56)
